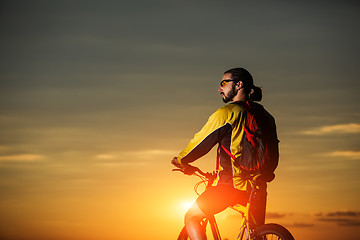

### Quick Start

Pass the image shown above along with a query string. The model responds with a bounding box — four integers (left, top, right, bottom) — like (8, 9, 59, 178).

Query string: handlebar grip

(172, 164, 201, 176)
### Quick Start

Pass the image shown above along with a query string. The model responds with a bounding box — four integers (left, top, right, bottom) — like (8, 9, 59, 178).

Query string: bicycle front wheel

(254, 223, 294, 240)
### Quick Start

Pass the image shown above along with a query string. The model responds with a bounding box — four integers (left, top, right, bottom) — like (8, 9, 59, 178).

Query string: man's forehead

(222, 72, 233, 79)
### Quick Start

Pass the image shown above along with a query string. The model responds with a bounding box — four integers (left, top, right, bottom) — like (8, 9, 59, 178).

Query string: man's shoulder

(212, 103, 245, 118)
(223, 102, 247, 112)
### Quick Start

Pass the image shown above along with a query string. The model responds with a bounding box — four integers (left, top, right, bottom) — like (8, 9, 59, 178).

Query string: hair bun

(249, 86, 262, 102)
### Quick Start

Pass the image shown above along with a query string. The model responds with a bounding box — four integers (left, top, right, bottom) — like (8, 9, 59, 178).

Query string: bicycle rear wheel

(254, 223, 294, 240)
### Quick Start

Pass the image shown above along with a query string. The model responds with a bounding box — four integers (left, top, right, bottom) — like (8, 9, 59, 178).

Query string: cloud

(93, 153, 150, 167)
(288, 222, 314, 228)
(93, 149, 176, 161)
(0, 154, 45, 162)
(94, 161, 149, 167)
(94, 154, 117, 160)
(266, 212, 287, 219)
(316, 211, 360, 217)
(122, 149, 178, 159)
(125, 149, 177, 155)
(315, 211, 360, 226)
(302, 123, 360, 135)
(327, 211, 360, 217)
(316, 218, 360, 226)
(90, 149, 177, 168)
(326, 151, 360, 160)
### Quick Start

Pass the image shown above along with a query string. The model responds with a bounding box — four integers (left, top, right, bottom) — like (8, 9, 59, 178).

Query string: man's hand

(172, 157, 190, 170)
(171, 157, 199, 175)
(171, 157, 182, 168)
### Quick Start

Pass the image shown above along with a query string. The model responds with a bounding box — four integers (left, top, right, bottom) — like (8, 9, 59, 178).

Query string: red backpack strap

(244, 127, 256, 147)
(220, 144, 237, 160)
(239, 101, 257, 147)
(238, 100, 252, 112)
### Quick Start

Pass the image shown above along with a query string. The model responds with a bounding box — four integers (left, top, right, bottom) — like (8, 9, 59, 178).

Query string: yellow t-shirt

(178, 102, 252, 191)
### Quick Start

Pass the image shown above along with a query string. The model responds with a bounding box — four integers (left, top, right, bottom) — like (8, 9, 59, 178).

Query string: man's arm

(175, 107, 231, 165)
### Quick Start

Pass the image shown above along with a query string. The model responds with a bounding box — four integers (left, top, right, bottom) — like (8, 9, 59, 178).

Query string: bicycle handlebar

(173, 164, 203, 175)
(173, 163, 275, 184)
(172, 164, 215, 179)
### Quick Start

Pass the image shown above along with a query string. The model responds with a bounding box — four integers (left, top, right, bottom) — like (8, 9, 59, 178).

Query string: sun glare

(179, 200, 195, 213)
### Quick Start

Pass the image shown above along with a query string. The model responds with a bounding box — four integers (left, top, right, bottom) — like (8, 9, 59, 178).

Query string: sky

(0, 0, 360, 239)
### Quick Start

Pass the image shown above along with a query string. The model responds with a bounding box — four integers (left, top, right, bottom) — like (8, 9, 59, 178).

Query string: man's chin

(222, 97, 231, 103)
(221, 93, 233, 103)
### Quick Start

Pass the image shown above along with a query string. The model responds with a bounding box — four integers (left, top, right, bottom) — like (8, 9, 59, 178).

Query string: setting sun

(179, 200, 195, 213)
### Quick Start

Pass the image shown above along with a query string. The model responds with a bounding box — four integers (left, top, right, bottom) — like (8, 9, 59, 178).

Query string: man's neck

(232, 92, 247, 102)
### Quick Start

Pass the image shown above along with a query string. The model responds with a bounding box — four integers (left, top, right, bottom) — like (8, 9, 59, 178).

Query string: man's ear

(237, 81, 243, 90)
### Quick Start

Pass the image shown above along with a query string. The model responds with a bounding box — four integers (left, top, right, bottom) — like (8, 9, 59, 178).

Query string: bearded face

(221, 84, 237, 103)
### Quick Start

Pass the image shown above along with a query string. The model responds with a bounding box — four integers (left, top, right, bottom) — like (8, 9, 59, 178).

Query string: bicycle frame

(198, 190, 258, 240)
(173, 165, 264, 240)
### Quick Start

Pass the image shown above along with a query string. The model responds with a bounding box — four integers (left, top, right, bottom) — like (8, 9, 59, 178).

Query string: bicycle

(173, 164, 294, 240)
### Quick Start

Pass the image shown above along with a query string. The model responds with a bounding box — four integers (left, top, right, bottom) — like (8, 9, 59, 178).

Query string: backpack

(221, 101, 279, 178)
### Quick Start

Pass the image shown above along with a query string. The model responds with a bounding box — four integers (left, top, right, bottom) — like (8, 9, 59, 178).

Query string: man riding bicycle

(172, 68, 279, 240)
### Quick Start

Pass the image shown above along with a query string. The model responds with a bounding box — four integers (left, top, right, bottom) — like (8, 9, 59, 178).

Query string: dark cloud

(266, 212, 287, 219)
(327, 211, 360, 217)
(288, 222, 315, 228)
(317, 218, 360, 226)
(315, 211, 360, 217)
(338, 221, 360, 227)
(315, 211, 360, 227)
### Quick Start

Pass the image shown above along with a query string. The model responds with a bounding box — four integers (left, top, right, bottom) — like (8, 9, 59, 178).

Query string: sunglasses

(220, 79, 238, 87)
